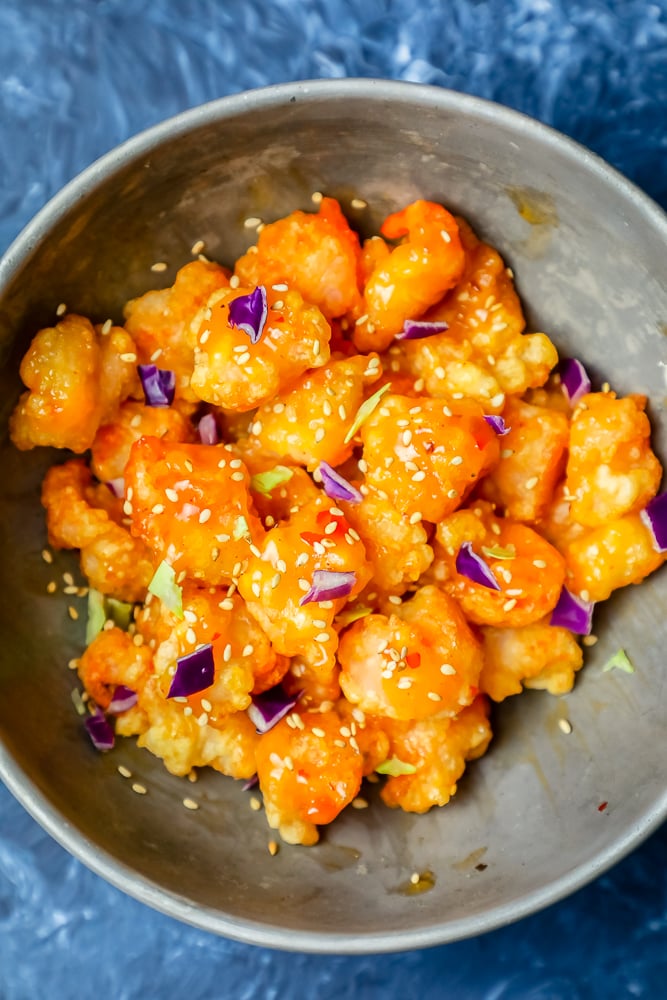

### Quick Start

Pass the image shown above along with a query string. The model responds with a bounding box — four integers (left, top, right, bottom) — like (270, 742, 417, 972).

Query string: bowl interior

(1, 81, 666, 952)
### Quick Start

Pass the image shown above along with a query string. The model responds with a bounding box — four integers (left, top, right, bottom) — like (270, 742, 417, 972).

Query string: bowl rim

(1, 77, 666, 955)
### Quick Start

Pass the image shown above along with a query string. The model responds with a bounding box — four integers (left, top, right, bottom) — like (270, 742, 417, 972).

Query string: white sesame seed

(231, 471, 245, 482)
(503, 598, 517, 612)
(312, 727, 326, 738)
(579, 589, 591, 602)
(490, 393, 505, 408)
(229, 274, 240, 288)
(315, 632, 330, 643)
(151, 503, 165, 515)
(243, 216, 262, 228)
(434, 366, 446, 380)
(351, 198, 368, 209)
(315, 428, 325, 443)
(450, 456, 463, 466)
(117, 765, 132, 778)
(558, 718, 573, 735)
(237, 352, 251, 366)
(272, 283, 288, 292)
(165, 488, 178, 502)
(56, 302, 67, 316)
(131, 783, 147, 795)
(120, 352, 138, 363)
(525, 477, 539, 490)
(183, 797, 200, 810)
(440, 663, 456, 675)
(427, 692, 442, 702)
(411, 470, 426, 483)
(447, 489, 459, 499)
(582, 634, 598, 647)
(251, 582, 261, 598)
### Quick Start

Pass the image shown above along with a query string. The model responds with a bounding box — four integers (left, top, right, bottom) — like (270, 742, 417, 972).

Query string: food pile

(10, 196, 667, 845)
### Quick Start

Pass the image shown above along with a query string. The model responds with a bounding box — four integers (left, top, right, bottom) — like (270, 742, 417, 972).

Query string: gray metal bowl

(1, 80, 666, 954)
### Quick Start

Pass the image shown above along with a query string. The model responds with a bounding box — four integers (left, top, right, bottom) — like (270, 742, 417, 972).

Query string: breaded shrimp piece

(124, 260, 229, 402)
(535, 479, 588, 553)
(190, 284, 331, 411)
(564, 512, 666, 602)
(566, 392, 662, 527)
(379, 698, 492, 813)
(41, 459, 154, 601)
(91, 400, 196, 483)
(480, 620, 583, 700)
(339, 485, 433, 593)
(390, 221, 557, 406)
(360, 395, 499, 523)
(353, 200, 466, 352)
(136, 672, 259, 778)
(10, 316, 137, 453)
(125, 437, 263, 585)
(434, 502, 565, 627)
(138, 585, 288, 716)
(78, 626, 153, 711)
(249, 354, 382, 470)
(238, 496, 371, 682)
(479, 397, 569, 522)
(234, 197, 363, 319)
(255, 707, 364, 845)
(338, 586, 483, 720)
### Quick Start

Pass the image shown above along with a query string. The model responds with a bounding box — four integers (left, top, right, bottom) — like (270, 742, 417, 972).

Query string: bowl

(1, 79, 666, 954)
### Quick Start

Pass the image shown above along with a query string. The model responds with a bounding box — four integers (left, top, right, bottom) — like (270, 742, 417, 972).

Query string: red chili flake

(210, 632, 222, 642)
(406, 652, 421, 669)
(469, 685, 479, 699)
(598, 801, 608, 812)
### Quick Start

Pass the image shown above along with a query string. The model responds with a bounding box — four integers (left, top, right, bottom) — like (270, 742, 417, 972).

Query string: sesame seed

(201, 698, 212, 712)
(440, 663, 456, 675)
(525, 477, 539, 490)
(355, 313, 368, 326)
(185, 627, 197, 645)
(68, 606, 79, 621)
(165, 488, 178, 502)
(191, 239, 205, 255)
(131, 783, 147, 795)
(447, 489, 459, 499)
(582, 634, 598, 647)
(270, 573, 281, 589)
(312, 727, 326, 738)
(63, 585, 78, 596)
(182, 797, 200, 810)
(450, 456, 463, 466)
(123, 500, 133, 516)
(198, 509, 211, 524)
(46, 581, 57, 594)
(313, 340, 321, 356)
(410, 872, 420, 885)
(272, 283, 288, 292)
(197, 712, 209, 727)
(434, 366, 446, 380)
(411, 470, 426, 482)
(315, 632, 329, 643)
(490, 393, 505, 408)
(558, 718, 573, 735)
(250, 796, 262, 811)
(151, 261, 168, 272)
(387, 595, 402, 605)
(237, 352, 251, 366)
(231, 472, 245, 482)
(56, 302, 67, 316)
(120, 352, 137, 363)
(397, 677, 413, 689)
(333, 738, 346, 748)
(402, 429, 412, 446)
(41, 548, 53, 564)
(151, 503, 165, 514)
(268, 841, 279, 856)
(501, 449, 514, 459)
(249, 545, 262, 558)
(427, 691, 442, 702)
(503, 598, 517, 612)
(351, 198, 367, 209)
(338, 405, 347, 420)
(229, 274, 240, 288)
(532, 559, 547, 569)
(409, 512, 422, 524)
(315, 428, 325, 443)
(117, 765, 132, 778)
(273, 300, 284, 310)
(579, 589, 591, 602)
(244, 216, 262, 228)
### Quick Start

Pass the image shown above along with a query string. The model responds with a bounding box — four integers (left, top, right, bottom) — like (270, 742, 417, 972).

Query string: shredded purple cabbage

(299, 569, 357, 605)
(483, 414, 510, 436)
(395, 319, 448, 340)
(560, 358, 591, 406)
(550, 586, 594, 634)
(167, 644, 215, 698)
(85, 708, 115, 752)
(455, 542, 501, 590)
(247, 685, 301, 734)
(318, 462, 362, 504)
(107, 685, 138, 715)
(137, 364, 176, 407)
(640, 493, 667, 552)
(228, 285, 268, 344)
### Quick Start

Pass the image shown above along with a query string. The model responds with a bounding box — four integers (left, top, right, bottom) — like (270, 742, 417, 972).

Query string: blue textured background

(1, 1, 666, 996)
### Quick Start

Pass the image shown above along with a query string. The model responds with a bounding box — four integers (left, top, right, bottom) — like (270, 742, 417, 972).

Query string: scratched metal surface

(1, 1, 666, 997)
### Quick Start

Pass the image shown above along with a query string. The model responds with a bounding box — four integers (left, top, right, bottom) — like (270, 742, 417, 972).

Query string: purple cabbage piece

(395, 319, 448, 340)
(560, 358, 591, 406)
(247, 685, 301, 735)
(167, 644, 215, 698)
(483, 414, 510, 436)
(228, 285, 268, 344)
(550, 586, 595, 635)
(106, 477, 125, 498)
(299, 570, 357, 605)
(107, 685, 138, 715)
(318, 462, 362, 504)
(137, 364, 176, 407)
(455, 542, 501, 590)
(640, 493, 667, 552)
(85, 708, 115, 751)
